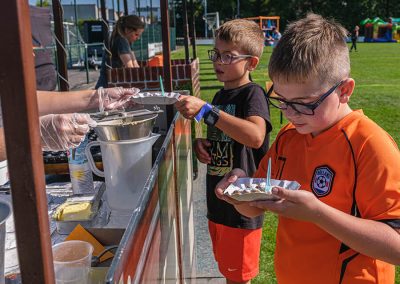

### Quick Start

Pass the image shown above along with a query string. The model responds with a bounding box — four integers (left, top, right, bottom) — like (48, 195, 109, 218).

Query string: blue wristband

(194, 103, 212, 122)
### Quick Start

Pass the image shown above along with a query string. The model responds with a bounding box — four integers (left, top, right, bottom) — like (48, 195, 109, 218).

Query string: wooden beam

(160, 0, 174, 126)
(182, 0, 190, 64)
(189, 0, 197, 59)
(52, 0, 69, 91)
(100, 0, 110, 66)
(123, 0, 128, 15)
(0, 1, 54, 283)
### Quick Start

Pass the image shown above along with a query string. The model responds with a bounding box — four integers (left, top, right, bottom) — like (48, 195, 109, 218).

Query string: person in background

(0, 86, 139, 160)
(266, 26, 281, 48)
(350, 25, 359, 52)
(175, 19, 272, 284)
(96, 15, 145, 88)
(215, 14, 400, 284)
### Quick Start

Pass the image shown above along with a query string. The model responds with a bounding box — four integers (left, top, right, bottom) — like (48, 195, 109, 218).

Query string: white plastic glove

(40, 113, 96, 151)
(97, 87, 140, 112)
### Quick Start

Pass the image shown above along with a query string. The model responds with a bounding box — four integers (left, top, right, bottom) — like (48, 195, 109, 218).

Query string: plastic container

(0, 160, 9, 186)
(68, 136, 94, 195)
(85, 134, 160, 211)
(52, 240, 94, 284)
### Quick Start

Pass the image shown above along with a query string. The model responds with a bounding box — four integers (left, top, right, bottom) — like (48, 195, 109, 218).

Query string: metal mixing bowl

(93, 113, 158, 141)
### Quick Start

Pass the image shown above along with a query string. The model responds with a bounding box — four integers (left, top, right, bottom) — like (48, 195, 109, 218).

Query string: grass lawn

(172, 42, 400, 282)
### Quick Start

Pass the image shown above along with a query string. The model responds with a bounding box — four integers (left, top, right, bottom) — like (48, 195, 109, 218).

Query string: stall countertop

(1, 181, 130, 278)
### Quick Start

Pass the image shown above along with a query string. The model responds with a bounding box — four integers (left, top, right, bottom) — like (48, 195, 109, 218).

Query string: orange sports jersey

(255, 110, 400, 284)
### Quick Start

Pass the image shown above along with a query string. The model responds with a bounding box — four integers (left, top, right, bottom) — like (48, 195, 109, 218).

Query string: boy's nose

(214, 59, 223, 65)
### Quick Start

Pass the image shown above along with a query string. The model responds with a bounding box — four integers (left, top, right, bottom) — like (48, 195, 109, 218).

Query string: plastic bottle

(68, 135, 94, 195)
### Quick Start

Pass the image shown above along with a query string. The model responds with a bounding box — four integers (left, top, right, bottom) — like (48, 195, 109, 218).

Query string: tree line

(173, 0, 400, 37)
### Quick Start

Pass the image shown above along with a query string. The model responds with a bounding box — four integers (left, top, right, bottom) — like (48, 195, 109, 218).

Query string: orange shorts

(208, 220, 262, 282)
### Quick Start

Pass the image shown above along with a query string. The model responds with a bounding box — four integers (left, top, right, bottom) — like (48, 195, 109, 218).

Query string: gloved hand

(97, 87, 140, 112)
(40, 113, 96, 151)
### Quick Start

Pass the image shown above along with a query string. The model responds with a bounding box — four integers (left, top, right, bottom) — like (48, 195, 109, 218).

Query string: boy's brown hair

(269, 13, 350, 85)
(215, 19, 265, 59)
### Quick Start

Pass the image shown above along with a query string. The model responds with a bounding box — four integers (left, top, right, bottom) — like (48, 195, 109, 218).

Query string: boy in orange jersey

(215, 13, 400, 284)
(175, 19, 272, 284)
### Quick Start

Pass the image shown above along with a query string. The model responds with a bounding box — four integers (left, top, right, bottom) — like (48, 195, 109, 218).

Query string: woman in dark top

(96, 15, 145, 88)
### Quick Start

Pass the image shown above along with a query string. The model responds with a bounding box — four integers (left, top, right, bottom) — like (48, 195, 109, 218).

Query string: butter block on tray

(53, 200, 94, 221)
(131, 92, 181, 105)
(52, 183, 105, 234)
(224, 178, 301, 202)
(52, 197, 97, 235)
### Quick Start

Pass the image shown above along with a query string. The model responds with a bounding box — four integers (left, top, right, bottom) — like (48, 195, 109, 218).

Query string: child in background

(175, 19, 272, 284)
(350, 25, 359, 52)
(215, 13, 400, 284)
(266, 26, 281, 48)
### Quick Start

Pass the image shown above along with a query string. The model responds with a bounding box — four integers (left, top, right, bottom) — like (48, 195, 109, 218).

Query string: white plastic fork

(265, 157, 272, 192)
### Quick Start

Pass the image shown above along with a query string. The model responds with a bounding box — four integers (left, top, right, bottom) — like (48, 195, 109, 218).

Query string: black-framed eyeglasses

(267, 81, 344, 115)
(208, 49, 253, 65)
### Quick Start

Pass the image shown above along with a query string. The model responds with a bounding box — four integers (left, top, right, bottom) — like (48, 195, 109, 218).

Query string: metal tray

(90, 109, 163, 122)
(53, 185, 105, 235)
(131, 92, 181, 105)
(55, 218, 94, 235)
(224, 178, 300, 202)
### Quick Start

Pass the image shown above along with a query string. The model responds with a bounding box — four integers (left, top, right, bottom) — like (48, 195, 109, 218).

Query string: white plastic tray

(224, 178, 300, 202)
(131, 92, 181, 105)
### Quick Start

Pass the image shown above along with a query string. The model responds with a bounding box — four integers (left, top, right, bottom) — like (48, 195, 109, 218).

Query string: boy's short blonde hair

(269, 13, 350, 85)
(215, 19, 265, 59)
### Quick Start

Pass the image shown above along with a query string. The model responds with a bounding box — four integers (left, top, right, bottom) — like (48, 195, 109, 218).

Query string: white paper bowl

(224, 177, 300, 202)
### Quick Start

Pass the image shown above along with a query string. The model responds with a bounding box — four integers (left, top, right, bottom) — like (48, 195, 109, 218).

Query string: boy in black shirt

(175, 19, 272, 284)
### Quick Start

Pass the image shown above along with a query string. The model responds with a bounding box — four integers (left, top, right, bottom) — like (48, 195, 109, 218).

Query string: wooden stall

(0, 0, 200, 283)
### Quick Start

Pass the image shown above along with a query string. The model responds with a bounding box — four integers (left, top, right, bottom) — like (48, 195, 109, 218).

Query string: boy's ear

(339, 78, 355, 103)
(247, 57, 259, 71)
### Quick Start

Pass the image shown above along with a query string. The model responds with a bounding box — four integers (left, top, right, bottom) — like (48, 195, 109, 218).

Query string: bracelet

(194, 103, 212, 122)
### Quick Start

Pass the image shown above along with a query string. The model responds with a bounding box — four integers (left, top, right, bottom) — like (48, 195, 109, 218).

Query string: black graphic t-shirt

(206, 82, 272, 229)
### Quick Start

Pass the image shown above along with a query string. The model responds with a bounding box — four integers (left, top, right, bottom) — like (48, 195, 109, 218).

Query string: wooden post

(189, 0, 197, 59)
(0, 1, 55, 283)
(182, 0, 190, 64)
(160, 0, 174, 127)
(52, 0, 69, 91)
(123, 0, 128, 15)
(100, 0, 110, 66)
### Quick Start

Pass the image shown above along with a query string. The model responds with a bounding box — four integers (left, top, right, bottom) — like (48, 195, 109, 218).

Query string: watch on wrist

(203, 105, 220, 126)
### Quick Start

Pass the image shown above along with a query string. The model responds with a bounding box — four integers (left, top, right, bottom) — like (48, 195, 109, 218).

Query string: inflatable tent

(361, 17, 398, 42)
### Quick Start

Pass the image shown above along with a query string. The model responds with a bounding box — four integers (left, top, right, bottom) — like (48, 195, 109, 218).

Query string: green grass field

(172, 42, 400, 282)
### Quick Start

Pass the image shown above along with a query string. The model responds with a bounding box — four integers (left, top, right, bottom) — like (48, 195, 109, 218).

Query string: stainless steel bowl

(93, 113, 158, 141)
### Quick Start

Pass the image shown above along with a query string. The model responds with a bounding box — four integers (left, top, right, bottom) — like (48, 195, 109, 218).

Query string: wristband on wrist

(203, 105, 220, 126)
(194, 103, 212, 122)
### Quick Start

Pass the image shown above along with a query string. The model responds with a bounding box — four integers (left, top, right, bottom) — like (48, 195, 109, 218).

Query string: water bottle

(68, 135, 94, 195)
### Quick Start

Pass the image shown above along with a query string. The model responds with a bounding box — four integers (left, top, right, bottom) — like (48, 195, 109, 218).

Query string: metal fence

(34, 22, 177, 89)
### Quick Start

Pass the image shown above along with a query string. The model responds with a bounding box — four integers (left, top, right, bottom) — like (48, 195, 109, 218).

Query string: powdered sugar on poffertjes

(224, 178, 301, 202)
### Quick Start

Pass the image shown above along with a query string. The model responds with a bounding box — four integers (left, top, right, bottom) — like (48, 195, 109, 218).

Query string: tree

(188, 0, 400, 37)
(36, 0, 50, 7)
